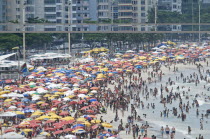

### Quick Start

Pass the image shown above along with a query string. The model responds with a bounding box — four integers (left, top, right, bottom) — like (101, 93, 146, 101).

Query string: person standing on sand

(160, 126, 164, 137)
(165, 125, 170, 137)
(188, 126, 191, 134)
(132, 124, 136, 139)
(140, 124, 145, 136)
(125, 123, 129, 135)
(172, 126, 176, 135)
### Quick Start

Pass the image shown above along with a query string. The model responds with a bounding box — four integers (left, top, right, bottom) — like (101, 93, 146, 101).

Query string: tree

(26, 33, 53, 49)
(0, 34, 21, 50)
(26, 17, 49, 23)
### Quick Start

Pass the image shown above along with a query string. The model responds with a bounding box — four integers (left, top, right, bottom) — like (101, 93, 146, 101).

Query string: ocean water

(135, 64, 210, 139)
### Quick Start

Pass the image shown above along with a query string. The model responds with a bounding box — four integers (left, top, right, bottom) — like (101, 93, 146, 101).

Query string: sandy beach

(0, 46, 210, 139)
(98, 60, 210, 139)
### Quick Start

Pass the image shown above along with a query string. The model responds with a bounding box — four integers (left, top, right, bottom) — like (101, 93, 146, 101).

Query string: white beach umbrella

(64, 134, 77, 139)
(0, 132, 24, 139)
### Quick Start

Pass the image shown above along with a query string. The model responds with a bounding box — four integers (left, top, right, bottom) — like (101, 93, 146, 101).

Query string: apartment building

(1, 0, 154, 32)
(2, 0, 97, 32)
(71, 0, 98, 31)
(98, 0, 154, 31)
(158, 0, 182, 31)
(0, 0, 7, 30)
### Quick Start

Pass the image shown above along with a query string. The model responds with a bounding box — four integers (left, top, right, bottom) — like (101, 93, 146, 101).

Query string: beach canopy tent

(0, 132, 25, 139)
(0, 60, 26, 71)
(30, 53, 71, 61)
(0, 53, 16, 61)
(0, 112, 17, 117)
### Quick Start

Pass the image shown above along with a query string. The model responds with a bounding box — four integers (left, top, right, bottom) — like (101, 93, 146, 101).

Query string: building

(1, 0, 154, 32)
(0, 0, 7, 31)
(98, 0, 154, 31)
(158, 0, 182, 31)
(2, 0, 97, 32)
(71, 0, 98, 31)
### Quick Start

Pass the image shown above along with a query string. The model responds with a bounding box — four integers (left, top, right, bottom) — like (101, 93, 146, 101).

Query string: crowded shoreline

(0, 45, 209, 139)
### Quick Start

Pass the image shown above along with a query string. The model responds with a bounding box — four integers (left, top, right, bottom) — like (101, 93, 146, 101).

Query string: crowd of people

(0, 45, 209, 139)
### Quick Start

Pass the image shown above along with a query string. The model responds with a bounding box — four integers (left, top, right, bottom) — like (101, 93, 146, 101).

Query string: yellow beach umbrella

(77, 117, 86, 121)
(37, 101, 44, 104)
(101, 123, 113, 128)
(55, 92, 64, 95)
(40, 132, 50, 136)
(15, 111, 24, 115)
(83, 121, 91, 126)
(43, 94, 51, 97)
(91, 120, 101, 124)
(37, 115, 50, 120)
(68, 95, 76, 99)
(61, 116, 74, 121)
(23, 129, 33, 132)
(4, 99, 13, 102)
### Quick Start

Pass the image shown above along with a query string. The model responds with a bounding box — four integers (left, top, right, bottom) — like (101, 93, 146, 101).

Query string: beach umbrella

(101, 123, 113, 128)
(90, 90, 97, 93)
(78, 100, 86, 104)
(1, 132, 24, 139)
(64, 120, 75, 124)
(29, 120, 42, 124)
(76, 117, 87, 122)
(72, 129, 86, 134)
(50, 115, 61, 119)
(90, 87, 99, 90)
(45, 127, 55, 131)
(63, 128, 73, 132)
(4, 99, 13, 102)
(29, 123, 40, 128)
(59, 111, 69, 116)
(15, 111, 24, 115)
(61, 116, 74, 121)
(72, 124, 85, 128)
(86, 110, 95, 113)
(40, 132, 50, 136)
(22, 108, 34, 113)
(54, 130, 63, 135)
(82, 121, 91, 126)
(20, 121, 30, 125)
(36, 115, 50, 120)
(90, 98, 97, 101)
(78, 94, 86, 98)
(69, 101, 77, 105)
(22, 129, 33, 132)
(45, 119, 56, 124)
(4, 129, 15, 133)
(91, 120, 101, 124)
(64, 134, 76, 139)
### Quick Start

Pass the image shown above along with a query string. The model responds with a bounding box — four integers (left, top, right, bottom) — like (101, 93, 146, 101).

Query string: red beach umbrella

(4, 129, 15, 133)
(59, 111, 69, 116)
(54, 130, 63, 135)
